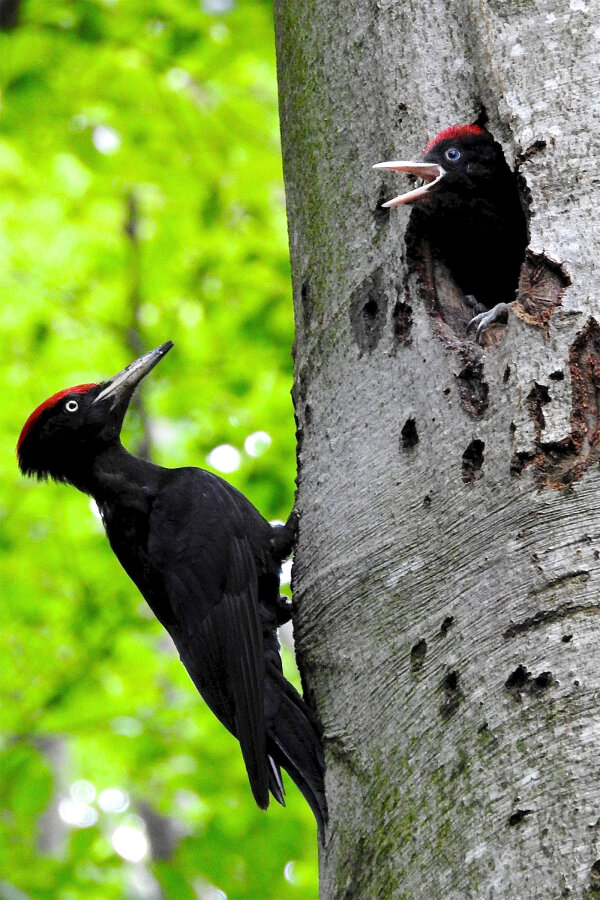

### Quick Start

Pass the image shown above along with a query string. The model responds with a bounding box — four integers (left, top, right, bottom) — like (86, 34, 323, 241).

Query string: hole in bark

(456, 348, 489, 418)
(533, 671, 554, 692)
(350, 267, 388, 353)
(423, 493, 432, 507)
(562, 634, 573, 643)
(510, 450, 534, 476)
(508, 809, 533, 827)
(440, 616, 454, 636)
(444, 671, 458, 691)
(462, 439, 484, 484)
(392, 300, 413, 345)
(401, 417, 418, 451)
(505, 665, 531, 696)
(374, 183, 391, 226)
(410, 639, 427, 673)
(300, 279, 313, 329)
(550, 370, 565, 381)
(294, 417, 303, 457)
(304, 404, 312, 427)
(364, 299, 378, 322)
(505, 665, 555, 698)
(440, 670, 463, 718)
(503, 365, 511, 383)
(528, 382, 551, 433)
(296, 369, 309, 405)
(373, 182, 392, 225)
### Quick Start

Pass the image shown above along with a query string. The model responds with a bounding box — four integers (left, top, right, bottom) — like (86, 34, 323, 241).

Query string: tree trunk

(274, 1, 600, 896)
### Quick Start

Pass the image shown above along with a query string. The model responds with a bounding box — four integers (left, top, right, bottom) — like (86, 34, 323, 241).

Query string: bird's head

(374, 124, 506, 208)
(17, 342, 173, 485)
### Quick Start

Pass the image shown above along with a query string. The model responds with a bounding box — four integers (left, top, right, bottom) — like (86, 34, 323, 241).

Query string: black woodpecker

(17, 342, 327, 840)
(375, 124, 528, 341)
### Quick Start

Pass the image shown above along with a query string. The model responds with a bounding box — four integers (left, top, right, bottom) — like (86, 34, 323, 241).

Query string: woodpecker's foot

(260, 592, 293, 629)
(271, 509, 299, 562)
(274, 594, 293, 626)
(466, 302, 510, 343)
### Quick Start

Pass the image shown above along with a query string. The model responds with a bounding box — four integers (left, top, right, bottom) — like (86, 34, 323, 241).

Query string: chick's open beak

(372, 160, 446, 207)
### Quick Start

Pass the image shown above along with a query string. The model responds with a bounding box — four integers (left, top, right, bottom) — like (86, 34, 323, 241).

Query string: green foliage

(0, 1, 317, 897)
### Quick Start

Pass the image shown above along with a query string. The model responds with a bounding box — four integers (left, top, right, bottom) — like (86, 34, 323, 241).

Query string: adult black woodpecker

(374, 124, 528, 341)
(17, 342, 327, 839)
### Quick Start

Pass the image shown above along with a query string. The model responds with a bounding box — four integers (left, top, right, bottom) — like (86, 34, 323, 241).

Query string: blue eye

(445, 147, 461, 162)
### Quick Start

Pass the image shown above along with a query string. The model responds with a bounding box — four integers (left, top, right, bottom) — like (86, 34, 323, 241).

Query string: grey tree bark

(274, 1, 600, 897)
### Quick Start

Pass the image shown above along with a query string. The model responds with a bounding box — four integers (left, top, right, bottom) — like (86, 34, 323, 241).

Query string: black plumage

(17, 342, 327, 838)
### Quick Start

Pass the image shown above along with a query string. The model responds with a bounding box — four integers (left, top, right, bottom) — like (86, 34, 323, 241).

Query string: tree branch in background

(0, 0, 21, 30)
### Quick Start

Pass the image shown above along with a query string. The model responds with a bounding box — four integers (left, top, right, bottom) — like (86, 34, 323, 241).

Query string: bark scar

(511, 317, 600, 488)
(455, 347, 489, 418)
(513, 250, 571, 333)
(350, 266, 388, 354)
(504, 597, 599, 639)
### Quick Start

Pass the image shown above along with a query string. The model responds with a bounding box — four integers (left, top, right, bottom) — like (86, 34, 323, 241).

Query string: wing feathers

(145, 472, 324, 827)
(221, 538, 269, 807)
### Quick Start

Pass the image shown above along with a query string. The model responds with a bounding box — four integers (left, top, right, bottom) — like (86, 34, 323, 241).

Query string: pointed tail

(265, 665, 328, 842)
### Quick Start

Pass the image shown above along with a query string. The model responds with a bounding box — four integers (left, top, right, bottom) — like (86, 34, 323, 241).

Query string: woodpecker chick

(17, 343, 327, 840)
(374, 124, 528, 342)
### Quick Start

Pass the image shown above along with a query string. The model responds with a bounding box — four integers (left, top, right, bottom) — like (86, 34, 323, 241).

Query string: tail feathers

(266, 674, 328, 842)
(268, 755, 285, 806)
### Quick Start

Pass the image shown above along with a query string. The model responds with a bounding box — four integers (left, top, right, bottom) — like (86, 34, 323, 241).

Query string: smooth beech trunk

(274, 1, 600, 897)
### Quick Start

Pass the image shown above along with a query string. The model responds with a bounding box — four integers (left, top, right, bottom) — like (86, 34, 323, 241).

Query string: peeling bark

(274, 0, 600, 896)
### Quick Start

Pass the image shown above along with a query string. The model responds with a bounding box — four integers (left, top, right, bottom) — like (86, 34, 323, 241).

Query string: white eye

(445, 147, 461, 162)
(65, 399, 79, 413)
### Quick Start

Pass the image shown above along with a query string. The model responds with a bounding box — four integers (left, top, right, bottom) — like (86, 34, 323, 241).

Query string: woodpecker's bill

(374, 124, 528, 341)
(17, 343, 327, 839)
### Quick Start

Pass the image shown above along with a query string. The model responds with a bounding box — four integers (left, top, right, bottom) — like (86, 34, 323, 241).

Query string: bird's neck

(73, 442, 162, 502)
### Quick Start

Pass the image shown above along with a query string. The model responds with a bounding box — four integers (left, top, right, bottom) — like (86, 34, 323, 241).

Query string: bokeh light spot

(207, 444, 241, 473)
(58, 798, 98, 828)
(98, 788, 130, 813)
(92, 125, 121, 155)
(111, 824, 148, 863)
(244, 431, 271, 457)
(71, 780, 95, 803)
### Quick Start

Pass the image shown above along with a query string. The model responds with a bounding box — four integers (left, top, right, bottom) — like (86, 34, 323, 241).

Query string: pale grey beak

(94, 342, 174, 406)
(372, 160, 446, 207)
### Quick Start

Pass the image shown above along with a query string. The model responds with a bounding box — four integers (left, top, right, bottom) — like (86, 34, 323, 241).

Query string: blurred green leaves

(0, 1, 315, 897)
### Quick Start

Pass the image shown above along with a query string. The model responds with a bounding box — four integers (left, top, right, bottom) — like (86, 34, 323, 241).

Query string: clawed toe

(466, 302, 510, 343)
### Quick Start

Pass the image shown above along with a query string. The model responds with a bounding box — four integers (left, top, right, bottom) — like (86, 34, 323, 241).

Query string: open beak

(372, 161, 446, 207)
(94, 342, 173, 408)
